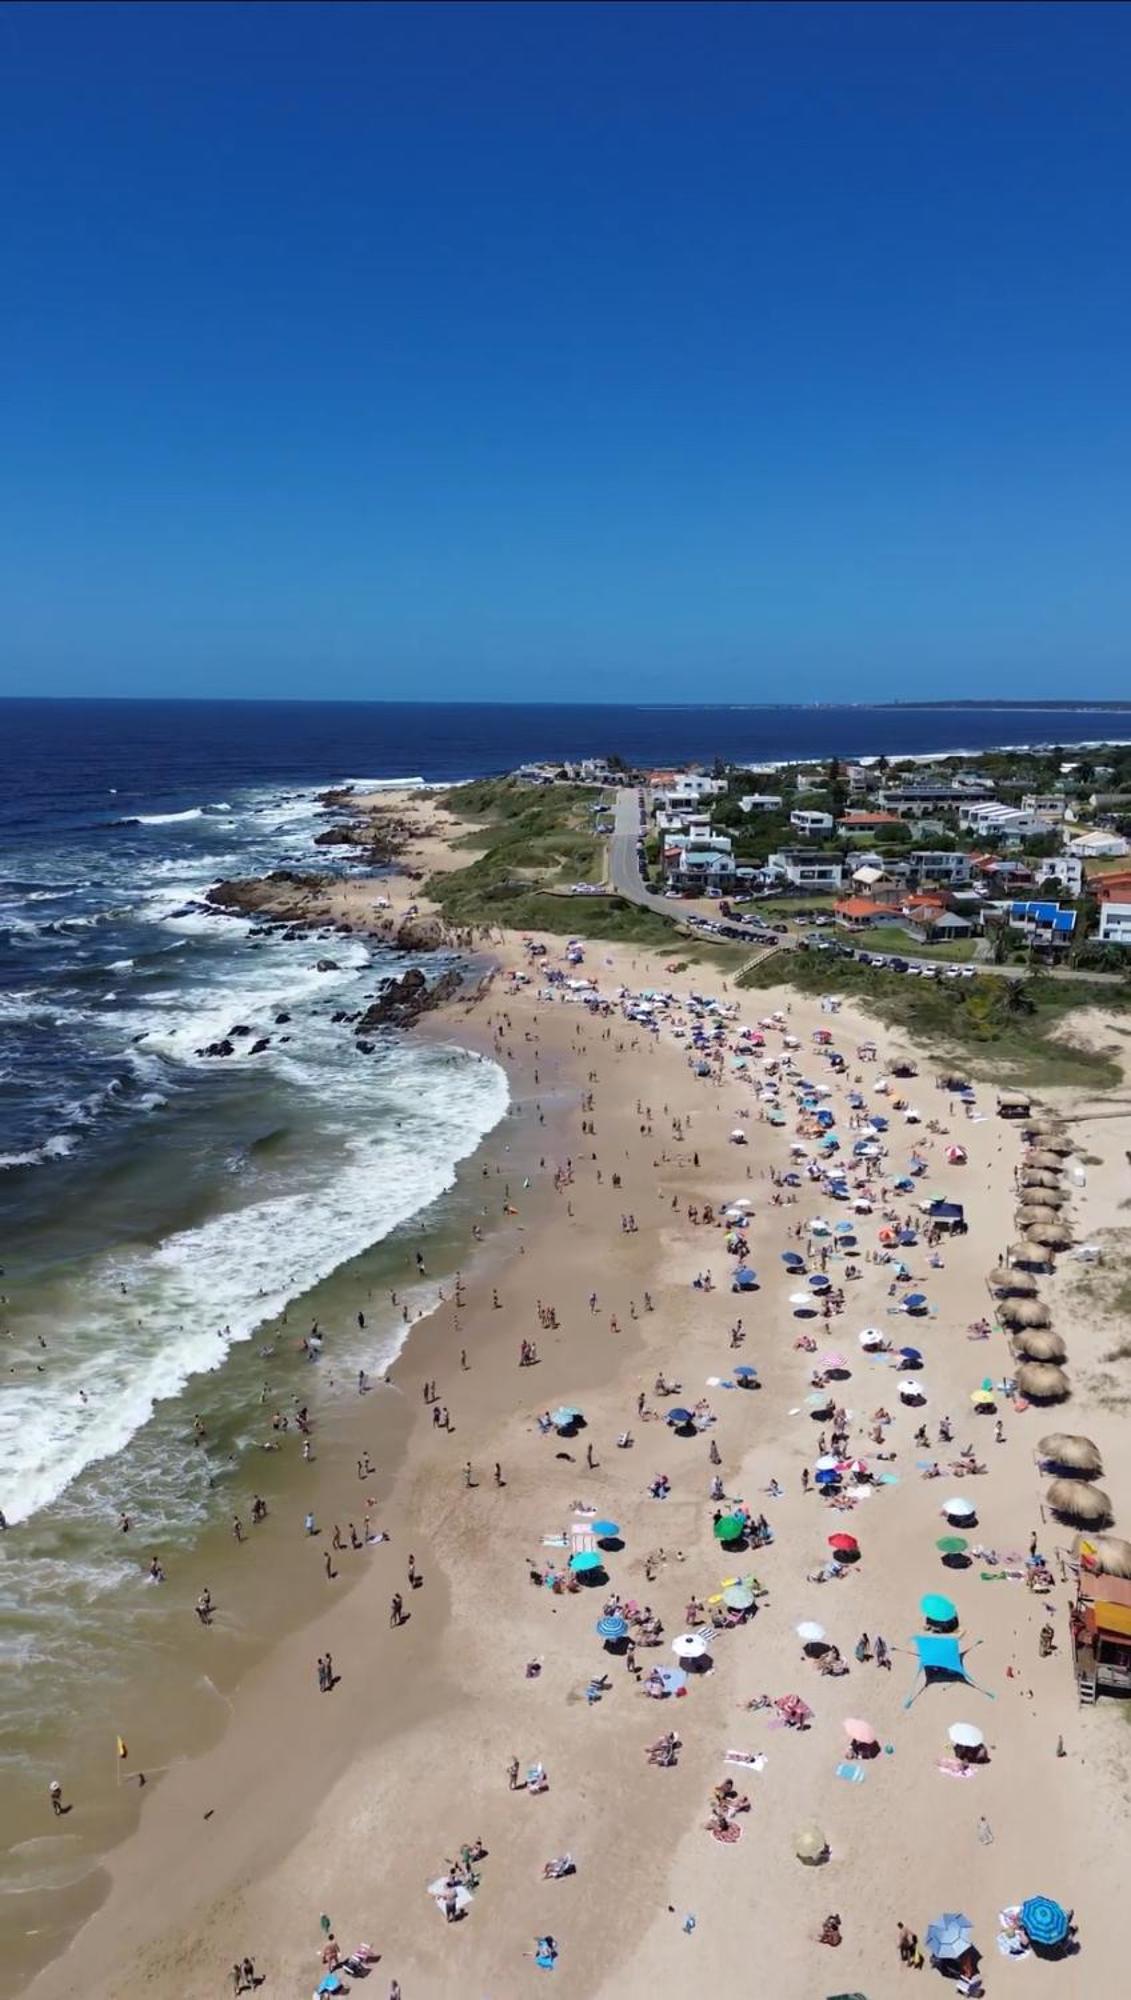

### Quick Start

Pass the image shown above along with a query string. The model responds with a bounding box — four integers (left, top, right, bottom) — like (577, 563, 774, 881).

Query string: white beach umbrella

(947, 1723, 984, 1750)
(796, 1620, 828, 1645)
(672, 1633, 708, 1659)
(859, 1328, 886, 1349)
(942, 1496, 977, 1521)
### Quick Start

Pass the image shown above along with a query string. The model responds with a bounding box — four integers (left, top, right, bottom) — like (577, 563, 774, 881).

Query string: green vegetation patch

(737, 951, 1131, 1088)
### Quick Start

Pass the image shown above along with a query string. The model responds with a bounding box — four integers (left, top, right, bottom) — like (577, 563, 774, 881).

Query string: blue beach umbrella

(904, 1293, 928, 1312)
(591, 1519, 620, 1539)
(815, 1468, 840, 1487)
(595, 1614, 628, 1641)
(782, 1251, 805, 1268)
(653, 1665, 687, 1694)
(569, 1550, 603, 1573)
(925, 1914, 974, 1963)
(1019, 1896, 1069, 1949)
(808, 1274, 831, 1292)
(921, 1592, 958, 1626)
(733, 1364, 757, 1380)
(667, 1406, 695, 1427)
(551, 1406, 582, 1430)
(900, 1346, 923, 1366)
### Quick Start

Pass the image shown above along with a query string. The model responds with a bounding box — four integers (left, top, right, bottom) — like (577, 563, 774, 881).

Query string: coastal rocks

(250, 1037, 271, 1054)
(198, 1037, 236, 1058)
(394, 913, 447, 954)
(353, 965, 463, 1036)
(316, 958, 341, 972)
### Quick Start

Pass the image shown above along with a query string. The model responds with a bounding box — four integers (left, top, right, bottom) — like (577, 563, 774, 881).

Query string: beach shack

(1073, 1572, 1131, 1703)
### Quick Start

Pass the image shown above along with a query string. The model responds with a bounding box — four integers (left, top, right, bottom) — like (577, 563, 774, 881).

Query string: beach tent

(904, 1634, 994, 1707)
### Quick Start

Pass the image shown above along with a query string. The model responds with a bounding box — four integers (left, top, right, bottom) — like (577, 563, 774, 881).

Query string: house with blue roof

(1007, 899, 1077, 954)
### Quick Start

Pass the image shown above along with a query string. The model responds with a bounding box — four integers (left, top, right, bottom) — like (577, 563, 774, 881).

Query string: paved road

(608, 787, 692, 918)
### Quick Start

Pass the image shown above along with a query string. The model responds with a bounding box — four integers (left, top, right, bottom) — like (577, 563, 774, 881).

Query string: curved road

(608, 787, 692, 918)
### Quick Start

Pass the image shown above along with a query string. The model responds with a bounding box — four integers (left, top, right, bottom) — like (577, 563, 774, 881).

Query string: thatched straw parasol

(987, 1266, 1037, 1296)
(1046, 1479, 1112, 1525)
(1015, 1359, 1070, 1402)
(1016, 1208, 1059, 1232)
(1041, 1134, 1075, 1155)
(1011, 1328, 1067, 1364)
(1009, 1241, 1050, 1268)
(1020, 1169, 1063, 1189)
(1027, 1149, 1068, 1171)
(1075, 1533, 1131, 1578)
(999, 1297, 1050, 1328)
(1025, 1221, 1072, 1248)
(1038, 1434, 1103, 1476)
(1024, 1186, 1068, 1208)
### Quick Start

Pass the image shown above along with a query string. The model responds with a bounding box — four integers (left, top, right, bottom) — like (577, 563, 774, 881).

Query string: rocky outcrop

(353, 966, 463, 1036)
(394, 913, 447, 953)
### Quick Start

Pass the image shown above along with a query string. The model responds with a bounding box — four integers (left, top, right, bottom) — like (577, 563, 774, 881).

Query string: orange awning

(1094, 1601, 1131, 1639)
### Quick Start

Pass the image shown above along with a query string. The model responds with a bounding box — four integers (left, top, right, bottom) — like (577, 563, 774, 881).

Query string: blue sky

(2, 0, 1129, 703)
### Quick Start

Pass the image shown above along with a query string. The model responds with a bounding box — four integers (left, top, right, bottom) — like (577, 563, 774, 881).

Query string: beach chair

(570, 1524, 597, 1556)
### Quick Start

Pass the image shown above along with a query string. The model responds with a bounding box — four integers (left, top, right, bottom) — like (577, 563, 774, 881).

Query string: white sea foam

(120, 807, 207, 826)
(0, 1044, 508, 1522)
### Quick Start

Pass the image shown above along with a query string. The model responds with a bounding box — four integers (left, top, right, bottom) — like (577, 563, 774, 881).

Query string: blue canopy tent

(903, 1632, 995, 1708)
(926, 1198, 965, 1227)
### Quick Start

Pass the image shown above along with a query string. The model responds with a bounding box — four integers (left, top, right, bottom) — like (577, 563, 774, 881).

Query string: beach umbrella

(714, 1514, 746, 1542)
(948, 1722, 984, 1751)
(550, 1406, 582, 1430)
(595, 1614, 628, 1642)
(1015, 1360, 1070, 1402)
(828, 1532, 859, 1557)
(1046, 1480, 1112, 1525)
(789, 1290, 816, 1307)
(899, 1346, 923, 1366)
(898, 1379, 925, 1403)
(671, 1633, 708, 1659)
(904, 1292, 928, 1311)
(1011, 1329, 1067, 1364)
(1074, 1533, 1131, 1578)
(815, 1468, 840, 1488)
(808, 1274, 832, 1294)
(818, 1352, 849, 1374)
(1042, 1135, 1074, 1156)
(734, 1365, 758, 1385)
(793, 1822, 829, 1864)
(1025, 1221, 1072, 1248)
(666, 1407, 695, 1428)
(842, 1717, 878, 1745)
(782, 1251, 805, 1268)
(815, 1455, 840, 1473)
(925, 1914, 974, 1963)
(569, 1550, 604, 1573)
(796, 1620, 828, 1646)
(859, 1327, 886, 1349)
(1012, 1299, 1053, 1328)
(1009, 1241, 1049, 1267)
(591, 1519, 620, 1539)
(1019, 1896, 1069, 1949)
(997, 1297, 1038, 1327)
(937, 1534, 969, 1556)
(723, 1583, 756, 1611)
(1016, 1204, 1060, 1228)
(1037, 1434, 1102, 1476)
(942, 1496, 977, 1522)
(921, 1592, 958, 1627)
(970, 1387, 996, 1408)
(987, 1265, 1037, 1295)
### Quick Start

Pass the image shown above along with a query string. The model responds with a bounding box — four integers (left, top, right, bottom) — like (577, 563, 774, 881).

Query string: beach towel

(835, 1761, 865, 1783)
(724, 1750, 766, 1770)
(937, 1758, 974, 1778)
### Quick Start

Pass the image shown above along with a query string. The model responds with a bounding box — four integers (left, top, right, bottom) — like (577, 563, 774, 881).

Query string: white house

(737, 793, 784, 812)
(1032, 855, 1084, 898)
(1098, 902, 1131, 946)
(1021, 793, 1068, 820)
(768, 850, 845, 891)
(789, 808, 835, 836)
(958, 803, 1055, 843)
(1067, 829, 1131, 860)
(1007, 900, 1077, 951)
(908, 849, 973, 886)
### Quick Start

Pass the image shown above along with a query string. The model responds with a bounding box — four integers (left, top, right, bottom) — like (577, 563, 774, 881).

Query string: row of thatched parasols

(1008, 1116, 1125, 1551)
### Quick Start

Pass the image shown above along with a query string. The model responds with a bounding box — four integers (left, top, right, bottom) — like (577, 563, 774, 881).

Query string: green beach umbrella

(723, 1584, 756, 1610)
(714, 1514, 746, 1542)
(936, 1534, 969, 1555)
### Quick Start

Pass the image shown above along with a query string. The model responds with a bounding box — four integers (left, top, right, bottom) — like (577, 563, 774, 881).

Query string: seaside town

(14, 742, 1131, 2000)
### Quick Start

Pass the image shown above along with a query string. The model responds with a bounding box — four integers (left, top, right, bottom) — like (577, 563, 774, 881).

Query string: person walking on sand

(507, 1754, 521, 1790)
(49, 1779, 65, 1816)
(465, 1461, 476, 1487)
(390, 1592, 404, 1627)
(407, 1552, 417, 1587)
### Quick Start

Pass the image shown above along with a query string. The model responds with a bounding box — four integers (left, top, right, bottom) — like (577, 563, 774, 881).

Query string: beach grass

(835, 923, 978, 962)
(737, 951, 1131, 1087)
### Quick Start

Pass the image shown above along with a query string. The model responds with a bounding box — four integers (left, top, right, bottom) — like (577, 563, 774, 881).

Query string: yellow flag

(116, 1736, 128, 1760)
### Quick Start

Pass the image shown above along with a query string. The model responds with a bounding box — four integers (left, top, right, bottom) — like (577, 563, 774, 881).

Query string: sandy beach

(15, 792, 1131, 2000)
